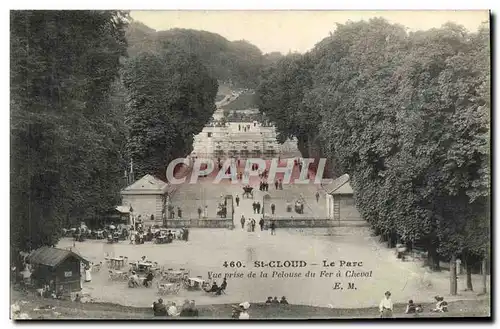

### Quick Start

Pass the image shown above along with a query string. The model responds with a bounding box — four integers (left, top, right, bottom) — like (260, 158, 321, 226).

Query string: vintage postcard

(10, 10, 491, 320)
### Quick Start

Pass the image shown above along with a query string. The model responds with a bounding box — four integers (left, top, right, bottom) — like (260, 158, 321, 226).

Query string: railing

(261, 217, 368, 228)
(164, 218, 233, 229)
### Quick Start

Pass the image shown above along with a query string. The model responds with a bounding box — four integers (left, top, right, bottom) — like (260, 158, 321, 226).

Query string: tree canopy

(122, 48, 218, 180)
(256, 18, 490, 274)
(126, 22, 264, 88)
(10, 10, 130, 255)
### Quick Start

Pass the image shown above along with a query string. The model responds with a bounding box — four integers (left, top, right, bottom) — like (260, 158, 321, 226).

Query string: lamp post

(226, 194, 234, 230)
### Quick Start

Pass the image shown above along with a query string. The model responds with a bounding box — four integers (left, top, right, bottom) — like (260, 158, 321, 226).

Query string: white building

(191, 122, 283, 159)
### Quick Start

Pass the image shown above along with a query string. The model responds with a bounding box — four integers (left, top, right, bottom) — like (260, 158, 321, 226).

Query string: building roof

(116, 206, 131, 214)
(323, 174, 354, 195)
(121, 174, 169, 195)
(29, 246, 89, 267)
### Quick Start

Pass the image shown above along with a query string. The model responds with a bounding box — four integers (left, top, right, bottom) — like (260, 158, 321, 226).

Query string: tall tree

(10, 10, 129, 259)
(122, 48, 218, 180)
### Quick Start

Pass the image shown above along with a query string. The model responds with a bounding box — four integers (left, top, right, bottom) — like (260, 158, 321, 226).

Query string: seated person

(128, 271, 140, 288)
(55, 287, 65, 299)
(143, 271, 154, 287)
(405, 300, 417, 314)
(189, 300, 199, 316)
(280, 296, 289, 304)
(152, 298, 167, 316)
(265, 297, 273, 304)
(272, 296, 280, 304)
(216, 278, 227, 295)
(204, 282, 219, 293)
(167, 302, 180, 317)
(431, 296, 448, 312)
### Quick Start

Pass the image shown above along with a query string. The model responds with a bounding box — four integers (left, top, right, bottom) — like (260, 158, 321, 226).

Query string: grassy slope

(12, 289, 490, 320)
(220, 93, 257, 111)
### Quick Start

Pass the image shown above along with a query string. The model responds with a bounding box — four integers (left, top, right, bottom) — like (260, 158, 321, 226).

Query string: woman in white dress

(84, 264, 92, 283)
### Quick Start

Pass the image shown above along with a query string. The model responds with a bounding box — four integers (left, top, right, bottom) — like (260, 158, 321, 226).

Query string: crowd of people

(239, 215, 265, 232)
(379, 291, 449, 318)
(152, 298, 200, 317)
(129, 226, 190, 244)
(265, 296, 289, 305)
(203, 278, 228, 296)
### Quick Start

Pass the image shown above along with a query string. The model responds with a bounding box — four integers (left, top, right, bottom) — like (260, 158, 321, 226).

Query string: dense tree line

(10, 11, 129, 258)
(10, 12, 219, 261)
(257, 18, 490, 293)
(122, 48, 218, 180)
(126, 22, 264, 88)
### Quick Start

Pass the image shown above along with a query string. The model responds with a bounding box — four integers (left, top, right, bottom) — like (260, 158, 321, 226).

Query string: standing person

(238, 124, 241, 131)
(279, 179, 283, 190)
(197, 207, 202, 219)
(271, 203, 276, 215)
(177, 207, 182, 218)
(379, 291, 393, 318)
(274, 180, 279, 190)
(84, 264, 92, 283)
(259, 218, 264, 231)
(204, 205, 208, 218)
(240, 215, 245, 229)
(315, 191, 320, 203)
(256, 202, 261, 214)
(252, 202, 257, 214)
(251, 219, 256, 232)
(235, 195, 240, 207)
(270, 220, 276, 235)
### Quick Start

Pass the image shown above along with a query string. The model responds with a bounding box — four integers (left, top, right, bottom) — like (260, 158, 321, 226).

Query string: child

(431, 296, 448, 312)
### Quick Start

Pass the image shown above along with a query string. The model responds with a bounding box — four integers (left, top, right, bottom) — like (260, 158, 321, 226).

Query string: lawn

(220, 93, 257, 111)
(11, 288, 490, 319)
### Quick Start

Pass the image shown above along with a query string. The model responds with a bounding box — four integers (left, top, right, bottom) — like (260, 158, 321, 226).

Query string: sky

(130, 10, 489, 54)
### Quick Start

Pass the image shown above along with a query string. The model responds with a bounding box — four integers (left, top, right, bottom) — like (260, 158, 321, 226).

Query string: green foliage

(256, 18, 490, 266)
(256, 53, 315, 144)
(220, 93, 258, 111)
(122, 48, 218, 180)
(126, 22, 263, 88)
(10, 10, 130, 256)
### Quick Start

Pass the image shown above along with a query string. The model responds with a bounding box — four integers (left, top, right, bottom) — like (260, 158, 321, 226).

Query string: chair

(172, 283, 181, 295)
(119, 272, 130, 281)
(108, 270, 120, 281)
(92, 263, 102, 273)
(157, 282, 168, 295)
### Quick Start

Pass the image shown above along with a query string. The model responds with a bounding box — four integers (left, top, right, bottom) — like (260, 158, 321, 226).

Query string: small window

(344, 198, 355, 206)
(207, 132, 213, 138)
